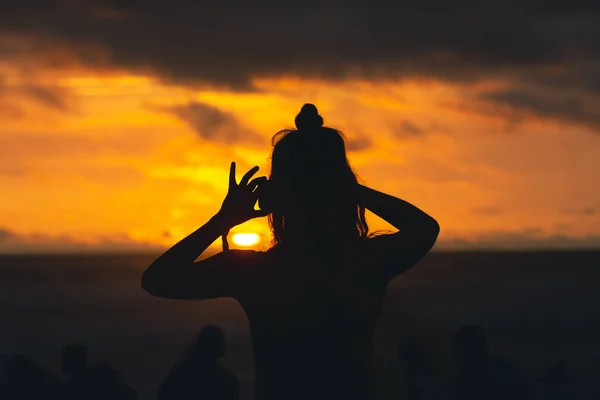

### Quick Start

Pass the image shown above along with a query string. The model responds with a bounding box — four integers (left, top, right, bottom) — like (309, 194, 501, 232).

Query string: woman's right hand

(215, 162, 269, 228)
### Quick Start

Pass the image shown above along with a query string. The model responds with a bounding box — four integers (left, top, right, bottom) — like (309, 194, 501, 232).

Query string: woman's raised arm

(141, 162, 269, 300)
(358, 184, 440, 281)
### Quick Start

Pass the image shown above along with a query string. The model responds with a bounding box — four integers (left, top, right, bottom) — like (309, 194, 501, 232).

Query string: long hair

(266, 104, 370, 252)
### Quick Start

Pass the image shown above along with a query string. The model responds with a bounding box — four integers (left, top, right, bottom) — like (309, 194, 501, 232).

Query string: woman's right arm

(357, 184, 440, 281)
(140, 213, 243, 300)
(141, 162, 269, 300)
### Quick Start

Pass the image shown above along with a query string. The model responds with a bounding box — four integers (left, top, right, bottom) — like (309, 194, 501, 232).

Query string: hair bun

(295, 103, 324, 130)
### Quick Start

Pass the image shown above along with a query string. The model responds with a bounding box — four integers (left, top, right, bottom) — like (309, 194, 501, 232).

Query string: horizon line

(2, 247, 600, 257)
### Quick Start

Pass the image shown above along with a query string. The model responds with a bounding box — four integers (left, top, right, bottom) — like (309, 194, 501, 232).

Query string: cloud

(0, 227, 163, 253)
(436, 228, 600, 250)
(583, 207, 596, 216)
(163, 101, 264, 145)
(560, 204, 600, 216)
(0, 72, 71, 116)
(478, 88, 600, 130)
(346, 135, 373, 152)
(396, 120, 425, 137)
(0, 1, 598, 89)
(0, 227, 16, 242)
(20, 85, 68, 111)
(0, 0, 599, 134)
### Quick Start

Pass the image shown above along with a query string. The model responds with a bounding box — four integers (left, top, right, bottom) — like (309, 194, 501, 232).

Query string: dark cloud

(479, 88, 600, 130)
(346, 136, 372, 152)
(559, 205, 599, 216)
(21, 85, 68, 111)
(397, 120, 425, 137)
(437, 228, 600, 250)
(1, 0, 600, 127)
(170, 102, 230, 137)
(0, 1, 598, 86)
(0, 227, 16, 243)
(164, 102, 264, 145)
(0, 73, 70, 114)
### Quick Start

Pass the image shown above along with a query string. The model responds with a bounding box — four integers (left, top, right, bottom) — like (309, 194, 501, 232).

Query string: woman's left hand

(216, 162, 269, 228)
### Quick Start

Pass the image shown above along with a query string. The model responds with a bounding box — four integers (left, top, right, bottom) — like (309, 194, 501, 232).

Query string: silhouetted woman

(142, 104, 440, 400)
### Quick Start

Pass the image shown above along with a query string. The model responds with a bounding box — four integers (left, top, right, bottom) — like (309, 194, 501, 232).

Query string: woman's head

(266, 104, 369, 246)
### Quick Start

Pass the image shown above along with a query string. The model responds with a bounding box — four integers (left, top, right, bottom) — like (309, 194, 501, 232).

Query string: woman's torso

(237, 242, 388, 400)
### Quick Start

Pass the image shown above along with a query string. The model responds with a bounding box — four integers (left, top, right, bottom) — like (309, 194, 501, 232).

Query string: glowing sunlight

(232, 233, 261, 247)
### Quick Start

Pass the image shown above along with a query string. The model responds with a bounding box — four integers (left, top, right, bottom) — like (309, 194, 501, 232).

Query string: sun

(231, 233, 261, 247)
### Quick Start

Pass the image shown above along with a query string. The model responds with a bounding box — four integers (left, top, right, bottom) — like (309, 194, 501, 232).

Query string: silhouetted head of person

(61, 342, 88, 380)
(453, 325, 490, 368)
(191, 325, 225, 362)
(265, 104, 369, 249)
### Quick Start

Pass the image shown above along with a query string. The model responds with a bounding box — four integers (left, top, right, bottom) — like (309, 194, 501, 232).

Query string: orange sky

(1, 60, 600, 252)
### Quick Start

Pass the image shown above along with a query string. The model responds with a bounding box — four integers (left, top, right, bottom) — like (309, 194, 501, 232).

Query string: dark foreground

(1, 251, 599, 399)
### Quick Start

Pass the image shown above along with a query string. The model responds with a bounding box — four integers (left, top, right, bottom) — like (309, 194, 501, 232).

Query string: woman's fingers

(248, 176, 267, 192)
(228, 162, 237, 189)
(240, 166, 260, 186)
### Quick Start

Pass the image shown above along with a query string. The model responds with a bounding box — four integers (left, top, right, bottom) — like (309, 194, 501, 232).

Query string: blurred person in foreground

(159, 325, 239, 400)
(453, 325, 528, 400)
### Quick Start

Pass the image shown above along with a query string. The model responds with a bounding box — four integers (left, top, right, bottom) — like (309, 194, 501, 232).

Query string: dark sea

(1, 251, 599, 399)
